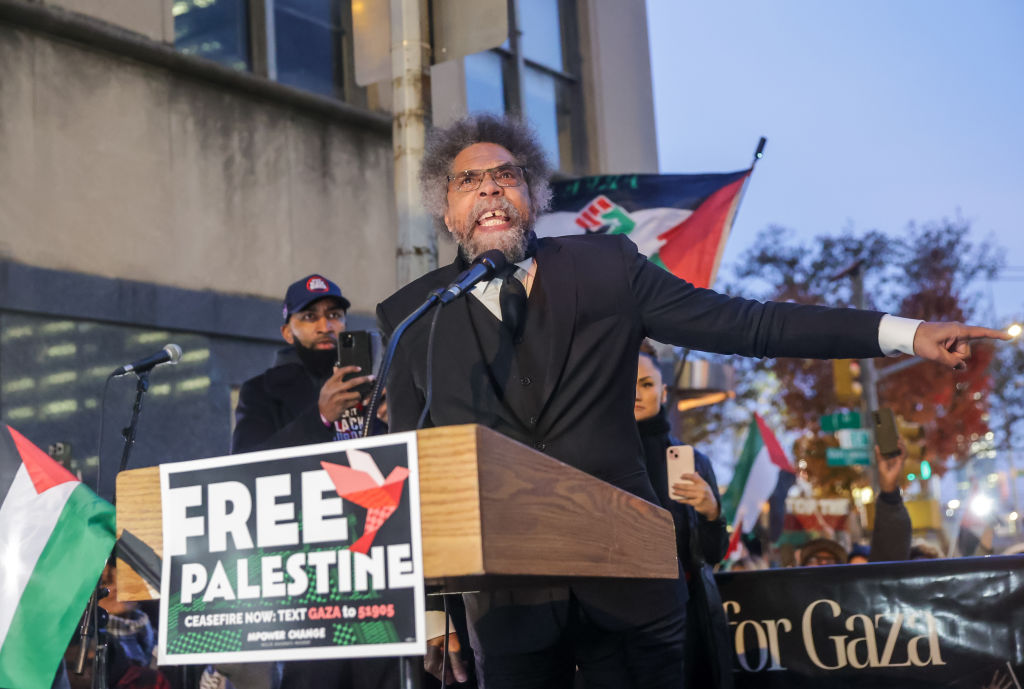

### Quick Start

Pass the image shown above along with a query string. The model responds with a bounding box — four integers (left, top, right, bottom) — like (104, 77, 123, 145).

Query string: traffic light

(833, 359, 862, 406)
(897, 417, 925, 461)
(904, 459, 921, 481)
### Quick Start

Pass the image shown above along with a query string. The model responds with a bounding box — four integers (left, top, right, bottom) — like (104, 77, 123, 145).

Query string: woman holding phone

(635, 343, 732, 689)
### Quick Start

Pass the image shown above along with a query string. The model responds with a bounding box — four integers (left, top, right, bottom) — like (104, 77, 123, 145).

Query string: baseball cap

(282, 274, 351, 322)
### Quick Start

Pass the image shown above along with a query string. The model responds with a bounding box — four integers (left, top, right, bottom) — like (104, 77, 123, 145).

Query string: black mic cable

(415, 295, 445, 430)
(416, 251, 507, 428)
(363, 251, 507, 436)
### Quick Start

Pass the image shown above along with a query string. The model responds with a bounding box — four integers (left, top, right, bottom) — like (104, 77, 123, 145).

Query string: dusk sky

(646, 1, 1024, 323)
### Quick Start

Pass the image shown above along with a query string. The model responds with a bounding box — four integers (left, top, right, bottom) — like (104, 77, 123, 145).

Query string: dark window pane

(274, 0, 342, 98)
(174, 0, 251, 71)
(0, 313, 264, 500)
(518, 0, 563, 71)
(465, 51, 507, 115)
(554, 75, 576, 173)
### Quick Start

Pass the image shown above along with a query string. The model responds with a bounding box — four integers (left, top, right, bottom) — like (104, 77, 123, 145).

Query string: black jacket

(378, 234, 884, 503)
(637, 408, 728, 573)
(377, 234, 882, 625)
(637, 409, 734, 689)
(869, 489, 913, 561)
(231, 347, 336, 454)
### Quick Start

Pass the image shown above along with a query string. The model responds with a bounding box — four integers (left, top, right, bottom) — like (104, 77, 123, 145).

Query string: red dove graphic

(321, 449, 409, 554)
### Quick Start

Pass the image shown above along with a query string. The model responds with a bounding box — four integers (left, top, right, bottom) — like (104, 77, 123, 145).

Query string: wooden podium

(115, 424, 678, 600)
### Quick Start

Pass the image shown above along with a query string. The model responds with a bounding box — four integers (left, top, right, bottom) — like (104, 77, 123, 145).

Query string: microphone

(438, 250, 508, 304)
(111, 344, 183, 377)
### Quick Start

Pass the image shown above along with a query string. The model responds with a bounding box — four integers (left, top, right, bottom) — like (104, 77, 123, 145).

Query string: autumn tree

(678, 217, 1002, 493)
(989, 318, 1024, 452)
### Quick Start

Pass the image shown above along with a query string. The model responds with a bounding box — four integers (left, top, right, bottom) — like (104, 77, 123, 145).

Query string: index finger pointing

(961, 325, 1013, 341)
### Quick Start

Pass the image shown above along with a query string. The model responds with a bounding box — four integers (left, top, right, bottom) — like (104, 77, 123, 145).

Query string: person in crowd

(232, 275, 393, 689)
(847, 544, 871, 564)
(634, 344, 732, 689)
(65, 562, 171, 689)
(376, 111, 1007, 689)
(233, 274, 381, 453)
(869, 440, 913, 561)
(798, 538, 848, 566)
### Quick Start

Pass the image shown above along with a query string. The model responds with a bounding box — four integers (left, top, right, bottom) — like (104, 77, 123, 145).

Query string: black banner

(715, 556, 1024, 688)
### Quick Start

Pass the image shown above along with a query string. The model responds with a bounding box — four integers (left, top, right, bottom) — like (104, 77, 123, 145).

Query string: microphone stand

(361, 292, 446, 689)
(118, 372, 150, 472)
(77, 371, 152, 689)
(363, 250, 506, 435)
(362, 291, 442, 438)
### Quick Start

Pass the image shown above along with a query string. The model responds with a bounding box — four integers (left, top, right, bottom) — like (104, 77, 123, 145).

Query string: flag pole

(751, 136, 767, 169)
(705, 137, 766, 289)
(733, 136, 766, 219)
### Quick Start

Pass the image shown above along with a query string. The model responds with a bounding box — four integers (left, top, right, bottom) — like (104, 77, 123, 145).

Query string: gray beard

(458, 199, 535, 264)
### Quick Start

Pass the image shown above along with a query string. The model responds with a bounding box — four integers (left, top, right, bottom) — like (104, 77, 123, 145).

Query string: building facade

(0, 0, 658, 494)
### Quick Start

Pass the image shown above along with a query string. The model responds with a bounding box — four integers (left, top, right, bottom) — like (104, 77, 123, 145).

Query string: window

(463, 0, 584, 174)
(465, 50, 507, 115)
(173, 0, 364, 104)
(273, 0, 343, 97)
(174, 0, 252, 71)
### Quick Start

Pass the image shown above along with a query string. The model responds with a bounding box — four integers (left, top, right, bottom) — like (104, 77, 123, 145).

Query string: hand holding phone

(667, 445, 695, 498)
(667, 445, 719, 518)
(336, 331, 375, 399)
(873, 408, 900, 459)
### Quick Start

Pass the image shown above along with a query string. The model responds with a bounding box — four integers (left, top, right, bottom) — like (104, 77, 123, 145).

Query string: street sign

(826, 447, 872, 466)
(820, 412, 862, 433)
(836, 428, 873, 449)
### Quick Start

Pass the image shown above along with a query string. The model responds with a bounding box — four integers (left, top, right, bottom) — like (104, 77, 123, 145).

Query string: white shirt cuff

(425, 610, 453, 640)
(878, 314, 922, 357)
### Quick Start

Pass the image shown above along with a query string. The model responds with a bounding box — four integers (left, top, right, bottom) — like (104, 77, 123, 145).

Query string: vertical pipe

(852, 266, 881, 496)
(391, 0, 436, 286)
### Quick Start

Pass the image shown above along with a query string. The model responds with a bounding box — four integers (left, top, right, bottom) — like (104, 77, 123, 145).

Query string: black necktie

(499, 268, 527, 342)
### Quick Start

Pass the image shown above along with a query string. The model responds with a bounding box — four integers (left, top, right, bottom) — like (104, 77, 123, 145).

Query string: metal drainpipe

(391, 0, 436, 287)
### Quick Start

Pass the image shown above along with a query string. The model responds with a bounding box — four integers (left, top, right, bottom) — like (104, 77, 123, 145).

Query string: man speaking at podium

(376, 114, 1007, 689)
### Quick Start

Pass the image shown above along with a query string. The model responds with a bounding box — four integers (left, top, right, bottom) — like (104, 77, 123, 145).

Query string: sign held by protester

(157, 434, 425, 664)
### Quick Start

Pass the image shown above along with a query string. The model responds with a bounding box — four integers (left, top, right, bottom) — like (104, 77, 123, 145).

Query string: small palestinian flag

(0, 425, 115, 689)
(534, 169, 752, 288)
(720, 414, 796, 552)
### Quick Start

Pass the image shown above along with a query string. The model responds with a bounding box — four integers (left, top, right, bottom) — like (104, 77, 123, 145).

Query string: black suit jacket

(377, 233, 883, 502)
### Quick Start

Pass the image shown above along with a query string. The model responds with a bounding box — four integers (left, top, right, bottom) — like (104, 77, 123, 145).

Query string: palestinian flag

(534, 169, 752, 288)
(0, 425, 115, 689)
(721, 414, 796, 545)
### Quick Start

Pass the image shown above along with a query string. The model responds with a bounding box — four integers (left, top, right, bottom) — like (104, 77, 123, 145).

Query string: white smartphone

(666, 445, 695, 501)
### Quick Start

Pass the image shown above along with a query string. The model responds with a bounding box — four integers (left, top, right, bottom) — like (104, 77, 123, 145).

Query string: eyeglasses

(447, 165, 527, 192)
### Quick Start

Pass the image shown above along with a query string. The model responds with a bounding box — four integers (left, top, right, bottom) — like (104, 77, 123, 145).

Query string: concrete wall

(577, 0, 659, 174)
(0, 14, 398, 317)
(41, 0, 173, 42)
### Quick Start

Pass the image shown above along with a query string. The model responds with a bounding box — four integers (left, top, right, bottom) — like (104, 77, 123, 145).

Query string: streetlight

(970, 493, 994, 518)
(1007, 323, 1022, 339)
